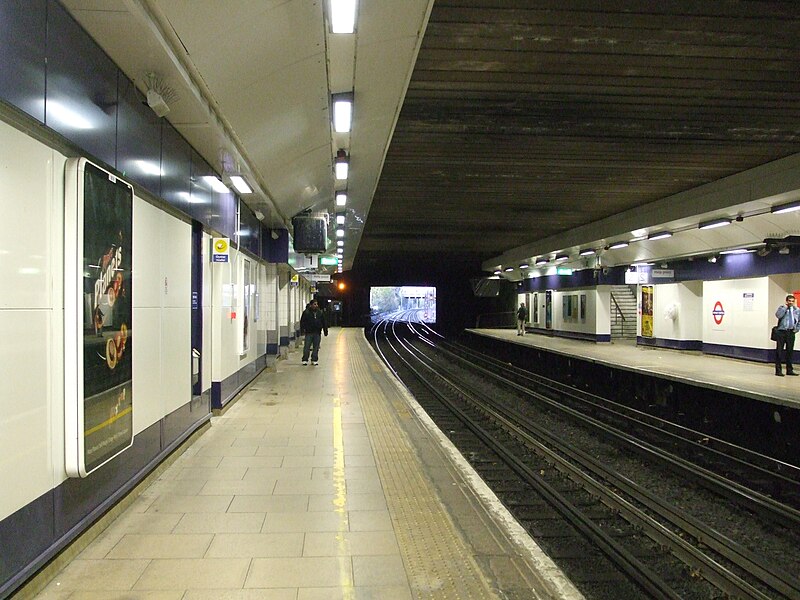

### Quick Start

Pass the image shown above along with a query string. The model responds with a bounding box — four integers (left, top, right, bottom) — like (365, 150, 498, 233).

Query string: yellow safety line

(333, 332, 355, 597)
(83, 406, 132, 437)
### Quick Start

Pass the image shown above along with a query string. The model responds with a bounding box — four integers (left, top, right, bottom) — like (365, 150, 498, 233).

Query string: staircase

(610, 285, 638, 339)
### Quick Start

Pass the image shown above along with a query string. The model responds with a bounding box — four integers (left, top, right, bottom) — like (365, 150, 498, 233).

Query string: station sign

(309, 274, 332, 282)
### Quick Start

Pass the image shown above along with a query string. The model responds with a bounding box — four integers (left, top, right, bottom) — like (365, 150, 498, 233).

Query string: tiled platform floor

(30, 329, 580, 600)
(470, 329, 800, 409)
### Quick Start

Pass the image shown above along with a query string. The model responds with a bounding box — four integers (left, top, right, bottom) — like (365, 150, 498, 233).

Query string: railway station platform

(25, 328, 581, 600)
(467, 329, 800, 410)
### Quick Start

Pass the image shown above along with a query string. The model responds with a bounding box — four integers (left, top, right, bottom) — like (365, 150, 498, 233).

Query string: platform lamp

(335, 150, 349, 180)
(332, 92, 353, 133)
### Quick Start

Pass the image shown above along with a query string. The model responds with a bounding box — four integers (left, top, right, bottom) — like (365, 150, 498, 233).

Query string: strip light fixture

(330, 0, 357, 33)
(698, 217, 731, 230)
(579, 248, 596, 256)
(771, 200, 800, 215)
(555, 254, 569, 262)
(229, 176, 252, 194)
(608, 241, 629, 250)
(534, 258, 547, 266)
(202, 176, 229, 193)
(332, 93, 353, 133)
(335, 151, 349, 180)
(648, 231, 672, 241)
(336, 192, 347, 206)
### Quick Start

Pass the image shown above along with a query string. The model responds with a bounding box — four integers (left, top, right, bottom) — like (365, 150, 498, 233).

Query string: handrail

(610, 292, 626, 323)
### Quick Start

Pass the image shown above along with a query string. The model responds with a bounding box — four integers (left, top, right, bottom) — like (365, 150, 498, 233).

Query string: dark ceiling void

(357, 1, 800, 271)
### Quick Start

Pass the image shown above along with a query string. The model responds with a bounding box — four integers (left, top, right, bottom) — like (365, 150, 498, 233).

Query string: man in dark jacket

(300, 299, 328, 365)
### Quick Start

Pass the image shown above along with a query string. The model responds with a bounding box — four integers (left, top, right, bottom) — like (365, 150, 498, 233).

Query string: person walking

(300, 299, 328, 365)
(774, 294, 800, 376)
(516, 302, 527, 336)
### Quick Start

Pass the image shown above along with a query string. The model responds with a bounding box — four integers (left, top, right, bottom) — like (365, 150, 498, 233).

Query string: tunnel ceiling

(355, 1, 800, 272)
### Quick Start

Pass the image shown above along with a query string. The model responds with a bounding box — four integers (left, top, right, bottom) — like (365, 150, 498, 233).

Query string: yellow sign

(290, 274, 299, 286)
(212, 237, 230, 263)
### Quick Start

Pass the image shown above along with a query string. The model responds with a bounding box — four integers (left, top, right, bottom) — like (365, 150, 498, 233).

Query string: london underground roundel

(712, 300, 725, 325)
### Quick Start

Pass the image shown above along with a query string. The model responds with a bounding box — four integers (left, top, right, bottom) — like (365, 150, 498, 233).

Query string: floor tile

(205, 533, 304, 558)
(147, 494, 233, 514)
(245, 557, 353, 588)
(174, 512, 266, 533)
(106, 533, 213, 558)
(198, 479, 277, 495)
(352, 555, 409, 587)
(41, 559, 150, 591)
(228, 494, 309, 513)
(133, 558, 250, 590)
(347, 511, 394, 532)
(262, 512, 348, 533)
(303, 531, 400, 557)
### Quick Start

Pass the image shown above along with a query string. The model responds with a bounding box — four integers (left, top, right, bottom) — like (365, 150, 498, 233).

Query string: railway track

(369, 321, 800, 600)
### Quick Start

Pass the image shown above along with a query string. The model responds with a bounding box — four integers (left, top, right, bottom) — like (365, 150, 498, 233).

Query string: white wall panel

(160, 213, 191, 309)
(132, 199, 162, 308)
(653, 281, 702, 341)
(162, 307, 191, 414)
(0, 121, 61, 309)
(131, 307, 163, 432)
(703, 278, 770, 348)
(0, 311, 53, 520)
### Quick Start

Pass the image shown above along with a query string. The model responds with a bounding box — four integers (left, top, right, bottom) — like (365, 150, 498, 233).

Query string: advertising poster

(641, 285, 654, 337)
(545, 290, 552, 329)
(77, 161, 134, 475)
(242, 258, 251, 354)
(580, 294, 586, 322)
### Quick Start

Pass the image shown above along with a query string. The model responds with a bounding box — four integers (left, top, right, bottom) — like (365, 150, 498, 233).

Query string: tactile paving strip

(348, 333, 497, 599)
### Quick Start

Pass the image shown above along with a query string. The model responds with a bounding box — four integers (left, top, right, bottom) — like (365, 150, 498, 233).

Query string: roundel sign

(712, 300, 725, 325)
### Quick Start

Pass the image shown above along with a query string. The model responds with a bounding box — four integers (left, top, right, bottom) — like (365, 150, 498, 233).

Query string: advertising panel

(641, 285, 654, 337)
(65, 158, 134, 477)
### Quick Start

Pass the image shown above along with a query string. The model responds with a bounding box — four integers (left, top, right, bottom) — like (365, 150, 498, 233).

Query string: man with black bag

(300, 299, 328, 366)
(774, 294, 800, 376)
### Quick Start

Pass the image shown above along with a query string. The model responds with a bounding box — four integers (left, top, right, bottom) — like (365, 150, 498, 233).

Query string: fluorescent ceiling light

(335, 158, 348, 180)
(229, 176, 252, 194)
(337, 240, 344, 247)
(330, 0, 357, 33)
(771, 200, 800, 215)
(504, 267, 514, 272)
(519, 263, 529, 269)
(555, 255, 569, 262)
(332, 94, 353, 133)
(648, 231, 672, 241)
(337, 248, 344, 254)
(698, 217, 731, 230)
(336, 228, 344, 238)
(579, 248, 596, 256)
(534, 258, 547, 266)
(493, 270, 502, 275)
(720, 248, 755, 255)
(202, 176, 229, 193)
(631, 262, 654, 267)
(336, 193, 347, 206)
(608, 241, 629, 250)
(336, 214, 345, 225)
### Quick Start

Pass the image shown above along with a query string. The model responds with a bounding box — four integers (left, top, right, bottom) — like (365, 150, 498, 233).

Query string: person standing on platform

(774, 294, 800, 376)
(300, 299, 328, 366)
(516, 302, 527, 336)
